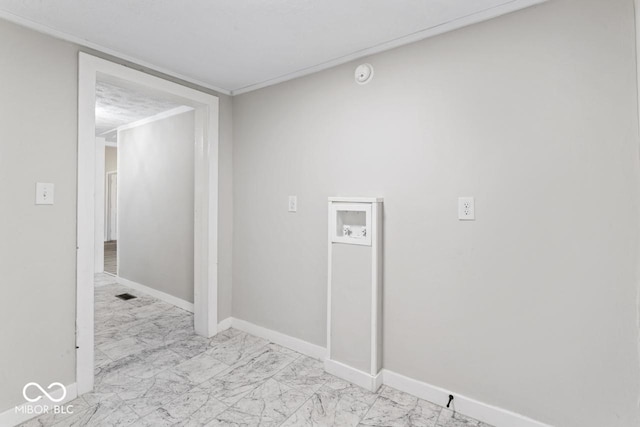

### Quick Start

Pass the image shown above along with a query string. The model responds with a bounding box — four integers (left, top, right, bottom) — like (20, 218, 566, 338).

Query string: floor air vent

(116, 293, 137, 300)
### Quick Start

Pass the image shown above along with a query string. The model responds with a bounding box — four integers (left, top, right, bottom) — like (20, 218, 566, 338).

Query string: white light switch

(36, 183, 55, 205)
(288, 196, 297, 213)
(458, 197, 474, 220)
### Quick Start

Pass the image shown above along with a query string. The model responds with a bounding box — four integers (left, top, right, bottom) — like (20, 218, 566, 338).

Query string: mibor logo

(14, 382, 73, 416)
(22, 382, 67, 403)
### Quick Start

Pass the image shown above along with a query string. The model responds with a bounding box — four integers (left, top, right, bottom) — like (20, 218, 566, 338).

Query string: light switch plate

(288, 196, 297, 212)
(36, 183, 55, 205)
(458, 197, 474, 220)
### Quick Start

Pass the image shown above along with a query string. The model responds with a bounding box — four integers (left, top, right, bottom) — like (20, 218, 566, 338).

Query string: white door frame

(77, 52, 220, 395)
(635, 0, 640, 392)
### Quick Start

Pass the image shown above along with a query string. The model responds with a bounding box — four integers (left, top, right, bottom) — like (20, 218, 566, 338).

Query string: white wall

(118, 110, 195, 303)
(231, 0, 640, 426)
(0, 17, 234, 414)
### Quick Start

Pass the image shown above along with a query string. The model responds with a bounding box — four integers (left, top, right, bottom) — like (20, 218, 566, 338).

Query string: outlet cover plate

(288, 196, 297, 213)
(36, 182, 55, 205)
(458, 197, 474, 220)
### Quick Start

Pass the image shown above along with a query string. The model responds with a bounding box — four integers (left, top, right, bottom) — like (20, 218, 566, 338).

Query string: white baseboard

(229, 317, 327, 360)
(382, 370, 551, 427)
(116, 276, 194, 313)
(324, 358, 382, 392)
(223, 318, 550, 427)
(0, 383, 77, 427)
(217, 317, 233, 332)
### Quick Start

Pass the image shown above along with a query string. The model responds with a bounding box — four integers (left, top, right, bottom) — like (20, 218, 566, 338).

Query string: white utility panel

(36, 183, 55, 205)
(327, 197, 383, 392)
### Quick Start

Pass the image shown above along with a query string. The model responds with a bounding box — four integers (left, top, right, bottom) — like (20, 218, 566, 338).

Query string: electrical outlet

(288, 196, 297, 213)
(458, 197, 474, 220)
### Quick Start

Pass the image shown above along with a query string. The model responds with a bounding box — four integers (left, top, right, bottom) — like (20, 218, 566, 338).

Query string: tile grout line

(222, 343, 302, 404)
(209, 350, 316, 426)
(142, 334, 303, 424)
(275, 377, 325, 426)
(276, 385, 317, 426)
(435, 404, 444, 426)
(357, 388, 384, 426)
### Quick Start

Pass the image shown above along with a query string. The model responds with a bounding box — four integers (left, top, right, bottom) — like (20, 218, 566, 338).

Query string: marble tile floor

(94, 272, 117, 288)
(21, 273, 493, 427)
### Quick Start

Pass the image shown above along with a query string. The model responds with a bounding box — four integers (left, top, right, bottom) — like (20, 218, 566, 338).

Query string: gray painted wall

(0, 17, 78, 414)
(105, 146, 117, 174)
(2, 0, 640, 424)
(0, 18, 234, 413)
(231, 0, 640, 426)
(105, 146, 117, 241)
(218, 94, 234, 321)
(118, 110, 195, 302)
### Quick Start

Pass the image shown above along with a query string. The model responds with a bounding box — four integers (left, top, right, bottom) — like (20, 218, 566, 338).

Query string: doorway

(77, 53, 220, 395)
(105, 171, 117, 274)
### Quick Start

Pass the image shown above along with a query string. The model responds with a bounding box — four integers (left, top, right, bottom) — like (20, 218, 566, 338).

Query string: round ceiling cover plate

(355, 63, 374, 85)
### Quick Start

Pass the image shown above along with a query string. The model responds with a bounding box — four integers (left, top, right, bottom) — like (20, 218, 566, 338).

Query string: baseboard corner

(324, 358, 381, 392)
(116, 276, 194, 313)
(217, 317, 233, 331)
(230, 317, 327, 360)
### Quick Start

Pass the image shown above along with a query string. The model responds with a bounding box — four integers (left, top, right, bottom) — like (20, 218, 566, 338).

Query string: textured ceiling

(95, 80, 184, 138)
(0, 0, 545, 94)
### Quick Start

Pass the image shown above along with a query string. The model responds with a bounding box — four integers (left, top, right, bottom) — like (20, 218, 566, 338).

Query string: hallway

(104, 241, 116, 275)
